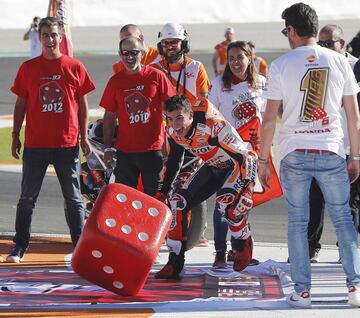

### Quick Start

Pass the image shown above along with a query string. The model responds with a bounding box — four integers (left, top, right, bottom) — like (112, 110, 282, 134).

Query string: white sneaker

(6, 246, 26, 263)
(348, 285, 360, 306)
(286, 291, 312, 308)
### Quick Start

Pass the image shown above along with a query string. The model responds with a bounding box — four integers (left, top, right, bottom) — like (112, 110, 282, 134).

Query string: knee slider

(215, 188, 236, 214)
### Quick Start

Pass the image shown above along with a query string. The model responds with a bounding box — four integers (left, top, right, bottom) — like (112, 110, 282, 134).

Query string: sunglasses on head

(120, 49, 141, 57)
(281, 26, 291, 37)
(317, 39, 339, 48)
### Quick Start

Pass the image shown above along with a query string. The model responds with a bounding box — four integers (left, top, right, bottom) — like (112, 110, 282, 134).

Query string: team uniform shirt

(152, 56, 210, 105)
(214, 41, 229, 76)
(100, 65, 176, 152)
(11, 55, 95, 148)
(29, 30, 42, 59)
(209, 75, 266, 130)
(112, 47, 160, 74)
(263, 45, 360, 160)
(162, 98, 257, 193)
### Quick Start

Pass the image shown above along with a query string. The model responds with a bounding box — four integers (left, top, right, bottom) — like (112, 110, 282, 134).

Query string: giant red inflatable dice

(71, 183, 172, 296)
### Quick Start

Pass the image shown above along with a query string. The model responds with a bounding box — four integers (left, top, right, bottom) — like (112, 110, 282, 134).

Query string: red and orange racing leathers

(161, 98, 257, 254)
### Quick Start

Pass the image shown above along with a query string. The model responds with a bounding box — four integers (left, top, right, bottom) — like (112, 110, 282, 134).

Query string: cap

(225, 27, 234, 34)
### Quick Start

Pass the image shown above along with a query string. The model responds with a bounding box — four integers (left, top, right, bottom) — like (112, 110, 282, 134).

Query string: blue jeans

(280, 151, 360, 292)
(213, 203, 236, 252)
(14, 147, 84, 249)
(213, 204, 229, 252)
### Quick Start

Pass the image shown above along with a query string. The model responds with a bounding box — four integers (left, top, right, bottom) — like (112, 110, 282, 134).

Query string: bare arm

(12, 96, 27, 159)
(103, 110, 117, 167)
(258, 99, 282, 188)
(78, 94, 91, 156)
(343, 94, 360, 183)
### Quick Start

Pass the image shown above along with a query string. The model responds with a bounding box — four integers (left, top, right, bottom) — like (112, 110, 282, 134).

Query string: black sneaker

(212, 251, 227, 268)
(6, 246, 26, 263)
(227, 250, 235, 262)
(155, 252, 185, 279)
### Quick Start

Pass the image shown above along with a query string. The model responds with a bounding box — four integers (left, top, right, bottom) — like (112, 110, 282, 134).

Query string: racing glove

(226, 181, 254, 220)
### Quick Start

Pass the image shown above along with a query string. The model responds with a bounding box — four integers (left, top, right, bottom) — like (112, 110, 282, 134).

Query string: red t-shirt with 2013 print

(11, 55, 95, 148)
(100, 65, 176, 152)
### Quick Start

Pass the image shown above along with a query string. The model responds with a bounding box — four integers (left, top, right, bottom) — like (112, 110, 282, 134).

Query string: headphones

(157, 30, 190, 56)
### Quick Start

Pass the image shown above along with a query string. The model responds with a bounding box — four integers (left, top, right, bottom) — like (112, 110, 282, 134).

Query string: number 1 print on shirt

(299, 68, 329, 122)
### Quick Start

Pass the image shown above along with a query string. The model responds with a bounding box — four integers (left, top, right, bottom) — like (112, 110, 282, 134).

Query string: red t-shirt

(11, 55, 95, 148)
(100, 65, 176, 152)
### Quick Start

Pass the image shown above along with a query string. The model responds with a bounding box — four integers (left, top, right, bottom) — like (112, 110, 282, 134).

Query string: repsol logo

(192, 146, 211, 154)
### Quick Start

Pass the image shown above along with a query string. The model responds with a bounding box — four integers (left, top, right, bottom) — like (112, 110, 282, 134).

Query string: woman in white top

(208, 41, 266, 268)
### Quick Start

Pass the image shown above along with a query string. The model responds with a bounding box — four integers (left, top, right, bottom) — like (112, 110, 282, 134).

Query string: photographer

(23, 16, 41, 59)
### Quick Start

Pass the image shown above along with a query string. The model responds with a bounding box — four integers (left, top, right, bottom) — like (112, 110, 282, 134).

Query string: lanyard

(165, 55, 187, 96)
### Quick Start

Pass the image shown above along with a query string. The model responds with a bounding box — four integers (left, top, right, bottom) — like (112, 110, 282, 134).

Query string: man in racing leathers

(155, 95, 257, 279)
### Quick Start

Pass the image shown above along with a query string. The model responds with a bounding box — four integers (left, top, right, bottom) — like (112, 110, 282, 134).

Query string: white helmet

(158, 23, 187, 42)
(87, 120, 104, 143)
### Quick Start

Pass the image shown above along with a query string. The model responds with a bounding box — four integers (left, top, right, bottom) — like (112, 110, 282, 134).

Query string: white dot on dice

(105, 218, 116, 228)
(132, 200, 142, 209)
(138, 232, 149, 241)
(91, 250, 102, 258)
(103, 266, 114, 274)
(148, 207, 159, 216)
(113, 281, 124, 289)
(116, 193, 127, 202)
(121, 225, 132, 234)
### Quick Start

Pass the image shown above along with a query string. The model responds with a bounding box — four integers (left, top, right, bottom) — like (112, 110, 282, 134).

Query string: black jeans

(115, 150, 163, 197)
(14, 147, 84, 249)
(308, 176, 360, 249)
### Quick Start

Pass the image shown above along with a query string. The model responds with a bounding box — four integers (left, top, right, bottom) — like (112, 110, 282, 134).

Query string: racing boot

(155, 241, 186, 279)
(232, 235, 253, 272)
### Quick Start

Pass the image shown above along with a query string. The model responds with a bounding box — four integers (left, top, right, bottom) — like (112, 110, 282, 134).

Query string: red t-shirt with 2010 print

(11, 55, 95, 148)
(100, 65, 176, 152)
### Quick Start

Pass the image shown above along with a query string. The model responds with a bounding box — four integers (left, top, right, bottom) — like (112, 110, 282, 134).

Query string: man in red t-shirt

(100, 36, 176, 196)
(7, 17, 95, 264)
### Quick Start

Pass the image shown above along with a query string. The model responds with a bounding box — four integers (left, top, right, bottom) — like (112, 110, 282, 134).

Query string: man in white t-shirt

(23, 16, 42, 59)
(308, 24, 360, 263)
(258, 3, 360, 308)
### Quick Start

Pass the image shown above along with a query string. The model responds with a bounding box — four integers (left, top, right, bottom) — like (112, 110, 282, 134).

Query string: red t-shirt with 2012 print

(11, 55, 95, 148)
(100, 65, 176, 152)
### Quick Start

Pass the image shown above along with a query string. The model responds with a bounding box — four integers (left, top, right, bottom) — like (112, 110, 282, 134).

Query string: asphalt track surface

(0, 51, 340, 247)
